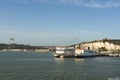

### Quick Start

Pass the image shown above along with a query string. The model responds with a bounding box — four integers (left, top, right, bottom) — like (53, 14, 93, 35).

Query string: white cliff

(75, 39, 120, 52)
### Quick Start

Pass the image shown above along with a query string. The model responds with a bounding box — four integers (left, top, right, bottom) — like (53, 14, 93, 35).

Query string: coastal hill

(72, 38, 120, 53)
(0, 43, 49, 52)
(0, 38, 120, 53)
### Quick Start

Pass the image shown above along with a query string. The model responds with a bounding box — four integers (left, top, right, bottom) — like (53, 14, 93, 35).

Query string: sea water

(0, 52, 120, 80)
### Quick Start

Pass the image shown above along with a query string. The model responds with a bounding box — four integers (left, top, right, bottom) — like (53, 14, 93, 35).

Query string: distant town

(0, 43, 51, 52)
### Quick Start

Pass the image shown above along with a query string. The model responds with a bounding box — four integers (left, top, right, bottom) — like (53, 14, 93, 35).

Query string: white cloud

(83, 0, 120, 8)
(36, 0, 120, 8)
(0, 29, 103, 45)
(79, 29, 102, 36)
(9, 0, 120, 8)
(4, 0, 119, 8)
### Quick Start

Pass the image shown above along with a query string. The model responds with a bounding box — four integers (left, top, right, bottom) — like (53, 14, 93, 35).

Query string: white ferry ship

(54, 46, 74, 58)
(54, 46, 65, 57)
(54, 47, 99, 58)
(74, 48, 98, 58)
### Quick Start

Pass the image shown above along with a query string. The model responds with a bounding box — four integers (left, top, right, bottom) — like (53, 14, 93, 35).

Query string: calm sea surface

(0, 52, 120, 80)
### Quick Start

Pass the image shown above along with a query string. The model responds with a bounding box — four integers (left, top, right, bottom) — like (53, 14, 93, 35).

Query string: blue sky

(0, 0, 120, 46)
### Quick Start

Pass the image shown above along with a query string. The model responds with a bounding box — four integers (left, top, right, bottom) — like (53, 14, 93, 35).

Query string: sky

(0, 0, 120, 46)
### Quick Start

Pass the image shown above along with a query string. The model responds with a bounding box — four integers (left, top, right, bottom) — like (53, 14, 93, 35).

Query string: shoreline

(0, 49, 50, 53)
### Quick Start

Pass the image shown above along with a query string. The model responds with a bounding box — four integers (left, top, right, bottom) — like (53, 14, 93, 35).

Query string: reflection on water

(0, 52, 120, 80)
(54, 57, 64, 61)
(108, 77, 120, 80)
(75, 58, 85, 62)
(55, 58, 85, 62)
(54, 57, 85, 62)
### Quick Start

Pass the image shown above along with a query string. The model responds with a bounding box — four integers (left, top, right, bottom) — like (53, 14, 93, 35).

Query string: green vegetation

(108, 40, 120, 45)
(0, 44, 8, 50)
(117, 49, 120, 53)
(98, 47, 108, 52)
(0, 43, 48, 50)
(80, 39, 120, 45)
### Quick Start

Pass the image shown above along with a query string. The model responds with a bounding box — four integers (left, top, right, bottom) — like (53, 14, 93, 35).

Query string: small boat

(74, 48, 98, 58)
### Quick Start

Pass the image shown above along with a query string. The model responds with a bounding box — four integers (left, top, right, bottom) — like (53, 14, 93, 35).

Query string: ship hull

(75, 55, 98, 58)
